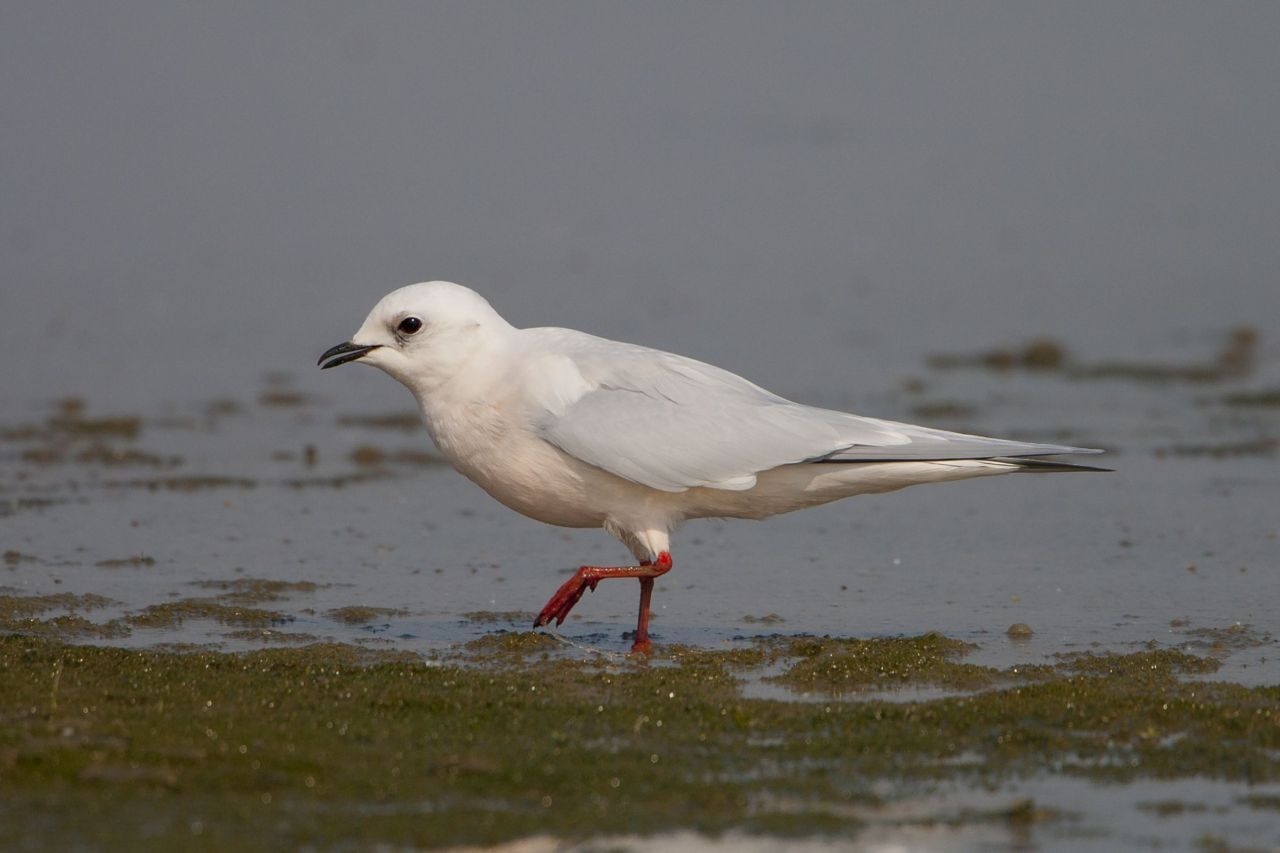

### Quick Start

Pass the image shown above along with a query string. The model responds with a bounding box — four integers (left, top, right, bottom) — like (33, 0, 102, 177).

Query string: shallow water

(3, 335, 1278, 850)
(4, 343, 1276, 670)
(523, 777, 1280, 853)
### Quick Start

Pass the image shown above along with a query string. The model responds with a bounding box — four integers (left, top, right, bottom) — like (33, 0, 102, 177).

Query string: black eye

(397, 316, 423, 335)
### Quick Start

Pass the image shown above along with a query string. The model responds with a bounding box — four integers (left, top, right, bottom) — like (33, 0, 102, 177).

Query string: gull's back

(497, 325, 1101, 496)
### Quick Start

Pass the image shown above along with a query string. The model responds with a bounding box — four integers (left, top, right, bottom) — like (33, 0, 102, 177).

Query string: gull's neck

(403, 320, 517, 408)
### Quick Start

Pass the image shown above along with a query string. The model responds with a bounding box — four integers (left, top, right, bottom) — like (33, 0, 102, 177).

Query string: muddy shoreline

(1, 630, 1277, 849)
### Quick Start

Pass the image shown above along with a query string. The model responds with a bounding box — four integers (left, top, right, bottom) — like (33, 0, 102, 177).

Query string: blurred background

(3, 2, 1278, 411)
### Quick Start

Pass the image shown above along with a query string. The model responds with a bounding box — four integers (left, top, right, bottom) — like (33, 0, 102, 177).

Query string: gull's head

(318, 281, 512, 393)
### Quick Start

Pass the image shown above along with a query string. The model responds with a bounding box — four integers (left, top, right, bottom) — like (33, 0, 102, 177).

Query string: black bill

(318, 341, 381, 370)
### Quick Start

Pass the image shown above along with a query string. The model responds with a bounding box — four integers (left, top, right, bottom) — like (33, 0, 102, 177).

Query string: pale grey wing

(817, 417, 1103, 463)
(525, 331, 1101, 493)
(538, 387, 890, 492)
(542, 393, 1099, 492)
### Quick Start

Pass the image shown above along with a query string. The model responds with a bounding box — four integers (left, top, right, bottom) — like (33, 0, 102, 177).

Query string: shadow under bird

(319, 281, 1106, 653)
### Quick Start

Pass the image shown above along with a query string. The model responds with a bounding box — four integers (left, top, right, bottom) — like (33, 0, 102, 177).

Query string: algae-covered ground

(1, 631, 1277, 850)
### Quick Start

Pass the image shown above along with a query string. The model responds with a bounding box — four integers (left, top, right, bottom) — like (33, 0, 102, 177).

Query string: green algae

(928, 326, 1259, 385)
(1138, 799, 1207, 817)
(348, 444, 442, 468)
(0, 634, 1275, 849)
(1, 401, 141, 448)
(73, 443, 180, 467)
(1053, 648, 1220, 680)
(0, 496, 72, 518)
(223, 629, 321, 644)
(258, 389, 312, 408)
(0, 593, 115, 618)
(126, 599, 290, 629)
(1223, 389, 1280, 408)
(2, 614, 132, 640)
(48, 414, 143, 439)
(928, 338, 1069, 373)
(1, 401, 165, 479)
(0, 594, 126, 640)
(1238, 794, 1280, 811)
(280, 471, 394, 490)
(96, 555, 157, 568)
(768, 633, 998, 694)
(1176, 623, 1274, 654)
(110, 475, 259, 492)
(336, 411, 423, 431)
(665, 643, 771, 672)
(191, 578, 323, 605)
(463, 610, 537, 624)
(325, 605, 410, 625)
(460, 630, 564, 658)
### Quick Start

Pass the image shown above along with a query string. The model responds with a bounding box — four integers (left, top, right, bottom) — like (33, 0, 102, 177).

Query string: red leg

(631, 576, 658, 654)
(534, 552, 673, 653)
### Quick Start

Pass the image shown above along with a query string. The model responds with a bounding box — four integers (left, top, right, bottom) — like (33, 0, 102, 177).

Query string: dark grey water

(3, 3, 1279, 849)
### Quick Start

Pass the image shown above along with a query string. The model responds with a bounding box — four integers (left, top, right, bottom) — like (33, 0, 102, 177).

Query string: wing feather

(522, 329, 1100, 492)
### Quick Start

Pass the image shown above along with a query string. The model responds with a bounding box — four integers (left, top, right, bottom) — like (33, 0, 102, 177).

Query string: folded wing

(527, 332, 1100, 493)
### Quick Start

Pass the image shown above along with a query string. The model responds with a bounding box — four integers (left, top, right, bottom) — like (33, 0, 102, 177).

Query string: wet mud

(0, 632, 1276, 849)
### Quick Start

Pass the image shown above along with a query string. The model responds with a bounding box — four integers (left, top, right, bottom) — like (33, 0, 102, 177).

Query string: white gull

(319, 281, 1105, 652)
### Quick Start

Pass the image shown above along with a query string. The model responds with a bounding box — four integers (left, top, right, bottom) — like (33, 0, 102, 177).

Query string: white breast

(418, 396, 610, 529)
